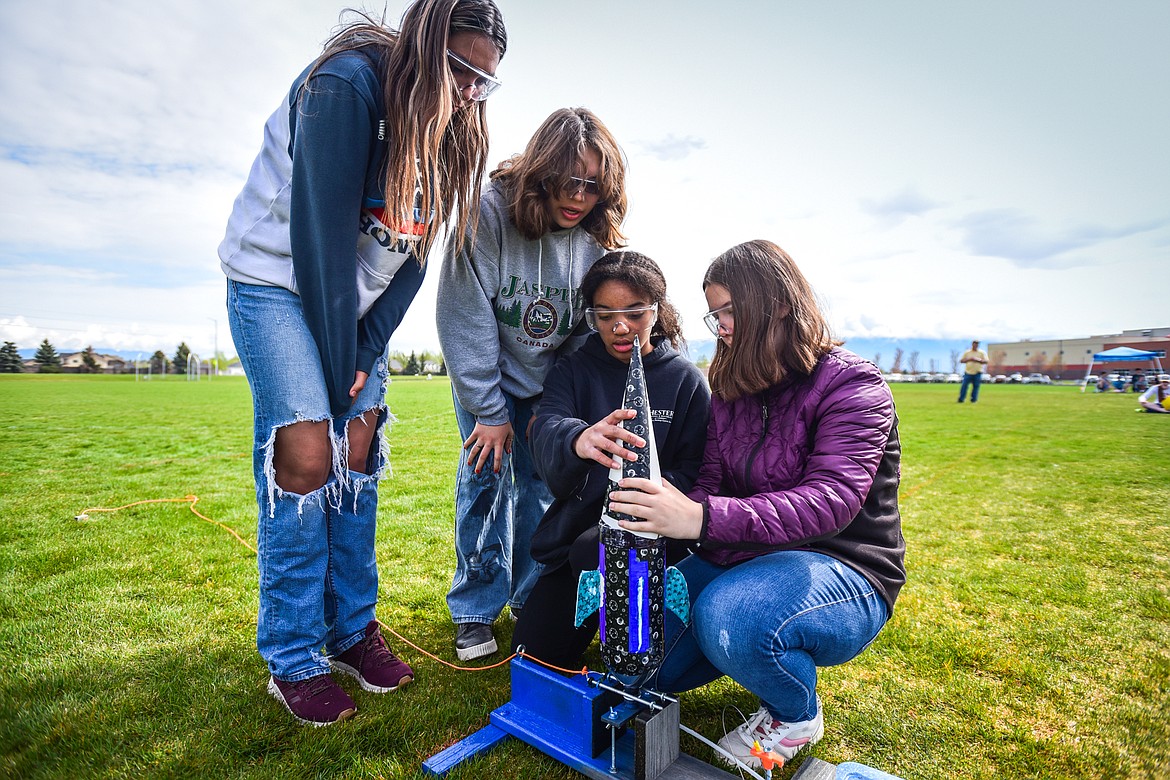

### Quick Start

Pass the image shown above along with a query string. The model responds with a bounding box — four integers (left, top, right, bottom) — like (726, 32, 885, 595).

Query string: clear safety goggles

(703, 303, 733, 336)
(584, 303, 658, 333)
(446, 49, 501, 101)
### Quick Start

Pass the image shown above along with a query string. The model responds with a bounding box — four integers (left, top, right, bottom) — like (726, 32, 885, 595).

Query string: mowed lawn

(0, 373, 1166, 779)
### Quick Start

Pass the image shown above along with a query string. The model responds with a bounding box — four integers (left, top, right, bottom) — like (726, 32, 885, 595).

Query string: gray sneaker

(715, 699, 824, 767)
(454, 622, 497, 661)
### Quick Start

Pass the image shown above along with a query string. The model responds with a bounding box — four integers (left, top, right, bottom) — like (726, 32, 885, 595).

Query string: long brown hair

(704, 240, 837, 401)
(490, 107, 628, 247)
(310, 0, 506, 262)
(580, 251, 684, 350)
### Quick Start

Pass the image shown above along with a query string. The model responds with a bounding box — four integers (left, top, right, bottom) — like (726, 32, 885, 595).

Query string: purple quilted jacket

(688, 347, 905, 611)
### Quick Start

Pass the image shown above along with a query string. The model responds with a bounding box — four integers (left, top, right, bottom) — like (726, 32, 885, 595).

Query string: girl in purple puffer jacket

(608, 239, 904, 770)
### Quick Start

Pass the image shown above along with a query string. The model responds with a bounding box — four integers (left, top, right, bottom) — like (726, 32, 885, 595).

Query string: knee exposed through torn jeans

(227, 279, 391, 682)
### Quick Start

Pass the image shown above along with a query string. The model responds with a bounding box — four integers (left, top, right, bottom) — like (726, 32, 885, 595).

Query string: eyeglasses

(446, 49, 501, 101)
(584, 303, 658, 333)
(703, 303, 733, 336)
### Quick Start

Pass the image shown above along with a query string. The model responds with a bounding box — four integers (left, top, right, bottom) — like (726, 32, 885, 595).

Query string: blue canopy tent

(1081, 346, 1164, 392)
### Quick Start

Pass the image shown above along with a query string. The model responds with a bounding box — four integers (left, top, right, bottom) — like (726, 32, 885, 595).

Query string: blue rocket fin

(575, 569, 602, 627)
(664, 566, 690, 624)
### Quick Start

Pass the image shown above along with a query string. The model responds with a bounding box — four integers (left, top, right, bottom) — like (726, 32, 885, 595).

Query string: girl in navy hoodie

(510, 251, 711, 668)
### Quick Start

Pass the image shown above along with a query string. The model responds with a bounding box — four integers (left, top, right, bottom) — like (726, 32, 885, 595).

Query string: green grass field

(0, 374, 1167, 779)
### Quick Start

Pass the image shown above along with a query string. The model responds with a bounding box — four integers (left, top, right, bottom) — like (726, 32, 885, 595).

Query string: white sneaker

(715, 698, 824, 767)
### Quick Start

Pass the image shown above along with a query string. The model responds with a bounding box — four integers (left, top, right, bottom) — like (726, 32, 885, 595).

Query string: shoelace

(299, 675, 337, 700)
(364, 631, 403, 668)
(744, 708, 781, 740)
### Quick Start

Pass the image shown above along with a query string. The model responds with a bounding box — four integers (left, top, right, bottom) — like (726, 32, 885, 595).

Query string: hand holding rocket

(573, 336, 690, 678)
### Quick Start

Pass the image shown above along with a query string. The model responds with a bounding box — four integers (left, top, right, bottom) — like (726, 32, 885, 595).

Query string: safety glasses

(446, 49, 501, 101)
(703, 303, 733, 336)
(584, 303, 658, 333)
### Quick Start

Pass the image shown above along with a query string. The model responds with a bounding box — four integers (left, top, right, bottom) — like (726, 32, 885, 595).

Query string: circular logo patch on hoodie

(522, 299, 559, 340)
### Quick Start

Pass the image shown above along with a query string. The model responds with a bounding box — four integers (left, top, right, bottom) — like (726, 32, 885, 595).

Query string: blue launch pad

(421, 656, 905, 780)
(422, 657, 736, 779)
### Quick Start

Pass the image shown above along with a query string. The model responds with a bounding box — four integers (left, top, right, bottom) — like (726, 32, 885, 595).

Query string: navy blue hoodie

(528, 334, 711, 569)
(220, 46, 424, 416)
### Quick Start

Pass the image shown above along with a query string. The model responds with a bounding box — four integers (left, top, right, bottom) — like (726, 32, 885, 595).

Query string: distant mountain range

(683, 337, 966, 373)
(17, 346, 146, 360)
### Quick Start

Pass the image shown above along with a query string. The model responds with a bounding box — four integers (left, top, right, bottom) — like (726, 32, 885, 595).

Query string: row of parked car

(885, 372, 964, 383)
(883, 372, 1054, 384)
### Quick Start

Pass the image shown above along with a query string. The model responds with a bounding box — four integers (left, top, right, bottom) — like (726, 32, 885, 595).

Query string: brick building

(987, 327, 1168, 380)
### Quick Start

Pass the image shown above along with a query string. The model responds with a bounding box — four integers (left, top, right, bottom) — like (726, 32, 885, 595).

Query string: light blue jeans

(227, 280, 390, 681)
(446, 390, 551, 624)
(653, 550, 889, 722)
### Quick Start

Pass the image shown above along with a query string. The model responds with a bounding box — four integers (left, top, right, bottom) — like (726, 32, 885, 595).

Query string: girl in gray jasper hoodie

(437, 107, 629, 661)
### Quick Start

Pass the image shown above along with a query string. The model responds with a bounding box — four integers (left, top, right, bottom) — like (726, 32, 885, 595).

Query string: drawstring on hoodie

(535, 231, 577, 324)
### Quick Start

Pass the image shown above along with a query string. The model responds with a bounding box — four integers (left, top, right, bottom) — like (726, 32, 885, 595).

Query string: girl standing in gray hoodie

(437, 107, 628, 660)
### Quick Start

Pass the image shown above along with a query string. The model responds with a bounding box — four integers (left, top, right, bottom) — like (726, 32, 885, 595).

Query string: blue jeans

(446, 390, 551, 624)
(652, 551, 888, 722)
(227, 280, 390, 681)
(958, 372, 982, 402)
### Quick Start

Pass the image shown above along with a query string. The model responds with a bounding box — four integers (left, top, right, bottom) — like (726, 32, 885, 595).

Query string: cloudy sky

(1, 0, 1167, 360)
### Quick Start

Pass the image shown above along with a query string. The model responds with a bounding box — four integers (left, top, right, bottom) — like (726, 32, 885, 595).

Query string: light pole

(208, 317, 218, 378)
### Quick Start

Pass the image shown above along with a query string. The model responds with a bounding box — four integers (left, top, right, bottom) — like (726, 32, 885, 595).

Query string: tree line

(0, 339, 446, 377)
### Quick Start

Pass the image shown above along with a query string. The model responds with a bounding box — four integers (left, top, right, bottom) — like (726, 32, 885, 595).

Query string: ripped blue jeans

(227, 280, 390, 681)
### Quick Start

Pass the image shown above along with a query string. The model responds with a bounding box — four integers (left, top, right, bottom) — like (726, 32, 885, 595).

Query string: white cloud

(954, 209, 1167, 269)
(1, 0, 1167, 357)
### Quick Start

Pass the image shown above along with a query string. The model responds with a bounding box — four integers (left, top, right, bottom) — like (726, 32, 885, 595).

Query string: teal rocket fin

(665, 566, 690, 624)
(574, 569, 602, 628)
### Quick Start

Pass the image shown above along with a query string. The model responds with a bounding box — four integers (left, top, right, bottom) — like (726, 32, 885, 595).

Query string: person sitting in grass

(1138, 374, 1170, 413)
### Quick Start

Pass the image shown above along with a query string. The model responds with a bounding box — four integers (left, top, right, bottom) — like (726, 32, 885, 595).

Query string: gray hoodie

(437, 181, 605, 425)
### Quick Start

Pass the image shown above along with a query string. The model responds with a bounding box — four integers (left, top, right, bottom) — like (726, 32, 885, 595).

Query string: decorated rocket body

(575, 337, 689, 678)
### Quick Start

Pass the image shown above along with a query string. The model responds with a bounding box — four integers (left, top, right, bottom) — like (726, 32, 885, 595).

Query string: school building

(987, 327, 1169, 380)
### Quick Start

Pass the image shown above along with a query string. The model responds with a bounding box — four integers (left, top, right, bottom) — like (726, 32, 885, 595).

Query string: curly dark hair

(580, 251, 684, 350)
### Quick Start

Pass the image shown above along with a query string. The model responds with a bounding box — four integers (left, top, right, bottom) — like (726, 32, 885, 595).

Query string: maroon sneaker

(331, 620, 415, 693)
(267, 674, 357, 726)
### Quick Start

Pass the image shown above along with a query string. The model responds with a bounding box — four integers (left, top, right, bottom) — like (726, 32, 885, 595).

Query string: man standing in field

(958, 340, 988, 403)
